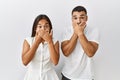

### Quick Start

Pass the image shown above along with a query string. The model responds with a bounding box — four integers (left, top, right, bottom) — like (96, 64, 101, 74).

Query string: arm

(61, 33, 78, 57)
(48, 41, 59, 65)
(78, 33, 98, 57)
(42, 30, 59, 65)
(22, 37, 42, 66)
(74, 20, 99, 57)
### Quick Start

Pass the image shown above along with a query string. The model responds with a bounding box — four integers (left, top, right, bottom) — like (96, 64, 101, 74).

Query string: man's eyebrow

(80, 14, 86, 16)
(72, 15, 77, 17)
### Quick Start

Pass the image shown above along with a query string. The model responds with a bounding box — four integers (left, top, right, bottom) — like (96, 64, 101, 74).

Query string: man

(61, 6, 99, 80)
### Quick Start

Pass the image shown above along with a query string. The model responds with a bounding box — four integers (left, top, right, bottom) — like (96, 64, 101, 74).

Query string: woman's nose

(41, 26, 46, 30)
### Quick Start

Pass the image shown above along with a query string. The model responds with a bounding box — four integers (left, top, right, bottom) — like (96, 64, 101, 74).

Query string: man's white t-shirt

(62, 25, 99, 80)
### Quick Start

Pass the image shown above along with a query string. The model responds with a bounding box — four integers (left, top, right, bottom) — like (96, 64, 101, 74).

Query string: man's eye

(74, 17, 77, 20)
(80, 17, 84, 19)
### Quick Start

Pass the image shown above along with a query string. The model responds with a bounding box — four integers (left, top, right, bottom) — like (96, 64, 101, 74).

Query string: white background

(0, 0, 120, 80)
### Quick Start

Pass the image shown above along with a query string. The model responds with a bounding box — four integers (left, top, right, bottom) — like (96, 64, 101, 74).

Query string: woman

(22, 14, 59, 80)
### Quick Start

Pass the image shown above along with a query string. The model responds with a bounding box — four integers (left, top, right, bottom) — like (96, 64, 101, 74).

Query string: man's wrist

(78, 32, 84, 37)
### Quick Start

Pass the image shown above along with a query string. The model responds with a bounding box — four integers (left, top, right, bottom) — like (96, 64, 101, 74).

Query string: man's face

(72, 11, 87, 26)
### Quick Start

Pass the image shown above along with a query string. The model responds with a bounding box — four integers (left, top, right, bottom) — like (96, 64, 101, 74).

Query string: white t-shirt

(24, 37, 59, 80)
(62, 26, 99, 80)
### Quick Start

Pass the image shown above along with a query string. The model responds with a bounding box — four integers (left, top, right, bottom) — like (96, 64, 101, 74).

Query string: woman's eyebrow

(37, 23, 41, 25)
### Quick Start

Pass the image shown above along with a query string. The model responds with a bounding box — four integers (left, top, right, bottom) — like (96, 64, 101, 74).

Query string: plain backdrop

(0, 0, 120, 80)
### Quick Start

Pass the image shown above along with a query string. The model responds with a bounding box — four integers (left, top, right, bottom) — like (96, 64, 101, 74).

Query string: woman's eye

(39, 26, 42, 28)
(44, 26, 47, 28)
(45, 25, 49, 28)
(37, 25, 42, 28)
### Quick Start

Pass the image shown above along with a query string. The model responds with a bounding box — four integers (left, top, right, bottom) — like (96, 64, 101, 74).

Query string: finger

(50, 29, 53, 36)
(72, 22, 76, 28)
(36, 31, 38, 36)
(80, 21, 86, 26)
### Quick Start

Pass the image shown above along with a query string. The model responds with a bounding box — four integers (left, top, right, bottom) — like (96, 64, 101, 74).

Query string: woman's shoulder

(25, 37, 34, 41)
(25, 37, 34, 46)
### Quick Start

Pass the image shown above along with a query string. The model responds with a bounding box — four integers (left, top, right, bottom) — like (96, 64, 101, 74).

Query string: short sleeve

(25, 37, 34, 47)
(62, 27, 73, 41)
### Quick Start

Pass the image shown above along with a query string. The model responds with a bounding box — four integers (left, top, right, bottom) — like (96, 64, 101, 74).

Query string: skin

(61, 11, 99, 57)
(22, 19, 59, 66)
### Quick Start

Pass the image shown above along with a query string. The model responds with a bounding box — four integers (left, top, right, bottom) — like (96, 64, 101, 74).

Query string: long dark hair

(31, 14, 52, 37)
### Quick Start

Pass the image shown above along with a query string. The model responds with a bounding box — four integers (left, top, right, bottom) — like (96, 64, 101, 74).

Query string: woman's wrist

(48, 39, 53, 44)
(35, 37, 42, 44)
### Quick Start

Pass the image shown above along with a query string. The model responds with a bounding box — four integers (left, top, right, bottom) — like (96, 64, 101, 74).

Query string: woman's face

(36, 19, 50, 33)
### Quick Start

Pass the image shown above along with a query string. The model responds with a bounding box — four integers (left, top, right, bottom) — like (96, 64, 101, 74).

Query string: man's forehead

(72, 11, 86, 17)
(72, 14, 86, 17)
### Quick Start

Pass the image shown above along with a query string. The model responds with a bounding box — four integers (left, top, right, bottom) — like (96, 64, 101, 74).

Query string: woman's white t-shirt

(24, 37, 59, 80)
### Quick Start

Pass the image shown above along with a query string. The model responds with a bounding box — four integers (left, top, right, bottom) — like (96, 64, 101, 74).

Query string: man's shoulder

(85, 25, 99, 33)
(64, 26, 73, 33)
(62, 26, 73, 41)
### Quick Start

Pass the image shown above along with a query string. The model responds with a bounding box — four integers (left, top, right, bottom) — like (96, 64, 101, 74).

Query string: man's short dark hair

(72, 6, 87, 15)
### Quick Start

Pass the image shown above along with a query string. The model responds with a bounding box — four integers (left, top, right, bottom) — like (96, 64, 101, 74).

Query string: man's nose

(77, 19, 81, 24)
